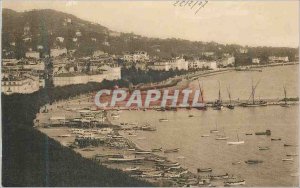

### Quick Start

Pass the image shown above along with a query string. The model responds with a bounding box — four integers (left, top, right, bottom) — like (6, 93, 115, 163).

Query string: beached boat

(210, 173, 229, 180)
(227, 132, 244, 145)
(224, 179, 246, 186)
(245, 133, 253, 135)
(188, 114, 194, 117)
(123, 166, 140, 172)
(164, 148, 180, 153)
(134, 150, 152, 155)
(151, 147, 163, 152)
(255, 130, 271, 136)
(58, 134, 71, 137)
(154, 158, 165, 163)
(197, 168, 212, 173)
(245, 160, 263, 164)
(108, 156, 145, 162)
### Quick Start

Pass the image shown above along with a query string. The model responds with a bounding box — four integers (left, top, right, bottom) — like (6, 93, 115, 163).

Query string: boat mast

(218, 81, 221, 102)
(284, 85, 287, 104)
(198, 79, 204, 103)
(252, 79, 255, 105)
(227, 86, 232, 105)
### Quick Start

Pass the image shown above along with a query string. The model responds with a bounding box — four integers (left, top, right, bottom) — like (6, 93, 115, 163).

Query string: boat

(224, 179, 246, 186)
(188, 114, 194, 117)
(210, 173, 229, 180)
(282, 158, 293, 161)
(245, 160, 263, 164)
(245, 133, 253, 136)
(227, 132, 244, 145)
(284, 144, 298, 147)
(164, 148, 180, 153)
(151, 147, 163, 152)
(216, 127, 229, 140)
(271, 138, 281, 141)
(154, 158, 165, 163)
(240, 79, 267, 107)
(58, 134, 71, 137)
(226, 86, 235, 109)
(210, 123, 219, 133)
(212, 81, 223, 110)
(108, 156, 145, 162)
(255, 130, 271, 136)
(197, 168, 212, 173)
(280, 85, 290, 107)
(134, 150, 152, 155)
(159, 118, 169, 122)
(286, 154, 298, 157)
(259, 146, 270, 150)
(201, 134, 210, 137)
(195, 79, 207, 111)
(123, 166, 140, 172)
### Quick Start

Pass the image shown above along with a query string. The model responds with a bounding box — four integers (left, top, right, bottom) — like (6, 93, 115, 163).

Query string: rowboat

(164, 148, 179, 153)
(282, 158, 293, 161)
(245, 160, 263, 164)
(197, 168, 212, 172)
(224, 179, 246, 186)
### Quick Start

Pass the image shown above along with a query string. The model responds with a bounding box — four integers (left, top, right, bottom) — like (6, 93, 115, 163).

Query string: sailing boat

(226, 86, 234, 109)
(227, 131, 244, 145)
(216, 127, 229, 140)
(280, 85, 289, 107)
(195, 79, 207, 110)
(241, 79, 267, 107)
(213, 81, 223, 110)
(210, 122, 219, 133)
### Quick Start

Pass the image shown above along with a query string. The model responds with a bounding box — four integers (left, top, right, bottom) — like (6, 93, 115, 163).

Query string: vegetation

(2, 82, 153, 186)
(2, 9, 298, 64)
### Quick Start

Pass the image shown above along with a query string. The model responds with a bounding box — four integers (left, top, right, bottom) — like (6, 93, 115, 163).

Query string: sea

(113, 64, 299, 187)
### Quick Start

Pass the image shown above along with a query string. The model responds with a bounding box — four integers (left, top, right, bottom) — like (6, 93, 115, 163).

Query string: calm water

(114, 65, 299, 187)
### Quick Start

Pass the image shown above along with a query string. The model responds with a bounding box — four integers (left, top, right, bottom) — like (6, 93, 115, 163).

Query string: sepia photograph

(1, 0, 299, 187)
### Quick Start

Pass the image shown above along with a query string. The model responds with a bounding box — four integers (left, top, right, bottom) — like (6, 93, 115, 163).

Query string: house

(109, 31, 121, 37)
(25, 51, 40, 59)
(91, 38, 97, 42)
(148, 57, 188, 71)
(218, 56, 235, 67)
(72, 37, 78, 42)
(252, 58, 260, 64)
(268, 56, 289, 63)
(50, 48, 67, 57)
(76, 31, 82, 37)
(239, 48, 248, 54)
(202, 52, 215, 57)
(56, 37, 64, 43)
(93, 50, 106, 58)
(123, 51, 149, 63)
(23, 37, 32, 42)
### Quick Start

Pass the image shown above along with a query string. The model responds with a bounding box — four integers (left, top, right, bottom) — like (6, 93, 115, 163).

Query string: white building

(93, 50, 107, 58)
(219, 56, 235, 67)
(202, 52, 215, 57)
(123, 51, 149, 63)
(148, 58, 188, 71)
(25, 51, 40, 59)
(50, 48, 67, 57)
(239, 48, 248, 54)
(188, 59, 217, 70)
(268, 56, 289, 63)
(53, 66, 121, 87)
(2, 74, 41, 95)
(56, 37, 64, 43)
(252, 58, 260, 64)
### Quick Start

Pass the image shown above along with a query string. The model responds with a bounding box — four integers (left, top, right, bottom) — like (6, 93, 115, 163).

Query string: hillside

(2, 8, 299, 63)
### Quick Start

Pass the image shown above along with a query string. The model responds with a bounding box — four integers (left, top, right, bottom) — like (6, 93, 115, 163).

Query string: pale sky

(2, 0, 299, 48)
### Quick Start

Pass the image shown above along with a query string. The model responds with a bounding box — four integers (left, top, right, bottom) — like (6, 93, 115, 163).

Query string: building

(148, 58, 188, 71)
(202, 52, 215, 57)
(252, 58, 260, 64)
(268, 56, 289, 63)
(25, 51, 40, 59)
(50, 48, 67, 57)
(93, 50, 107, 58)
(123, 51, 149, 63)
(56, 37, 64, 43)
(53, 66, 121, 87)
(188, 59, 217, 70)
(239, 48, 248, 54)
(218, 56, 235, 67)
(2, 73, 41, 95)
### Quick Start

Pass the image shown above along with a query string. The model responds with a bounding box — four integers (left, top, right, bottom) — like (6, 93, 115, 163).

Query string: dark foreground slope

(2, 83, 152, 187)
